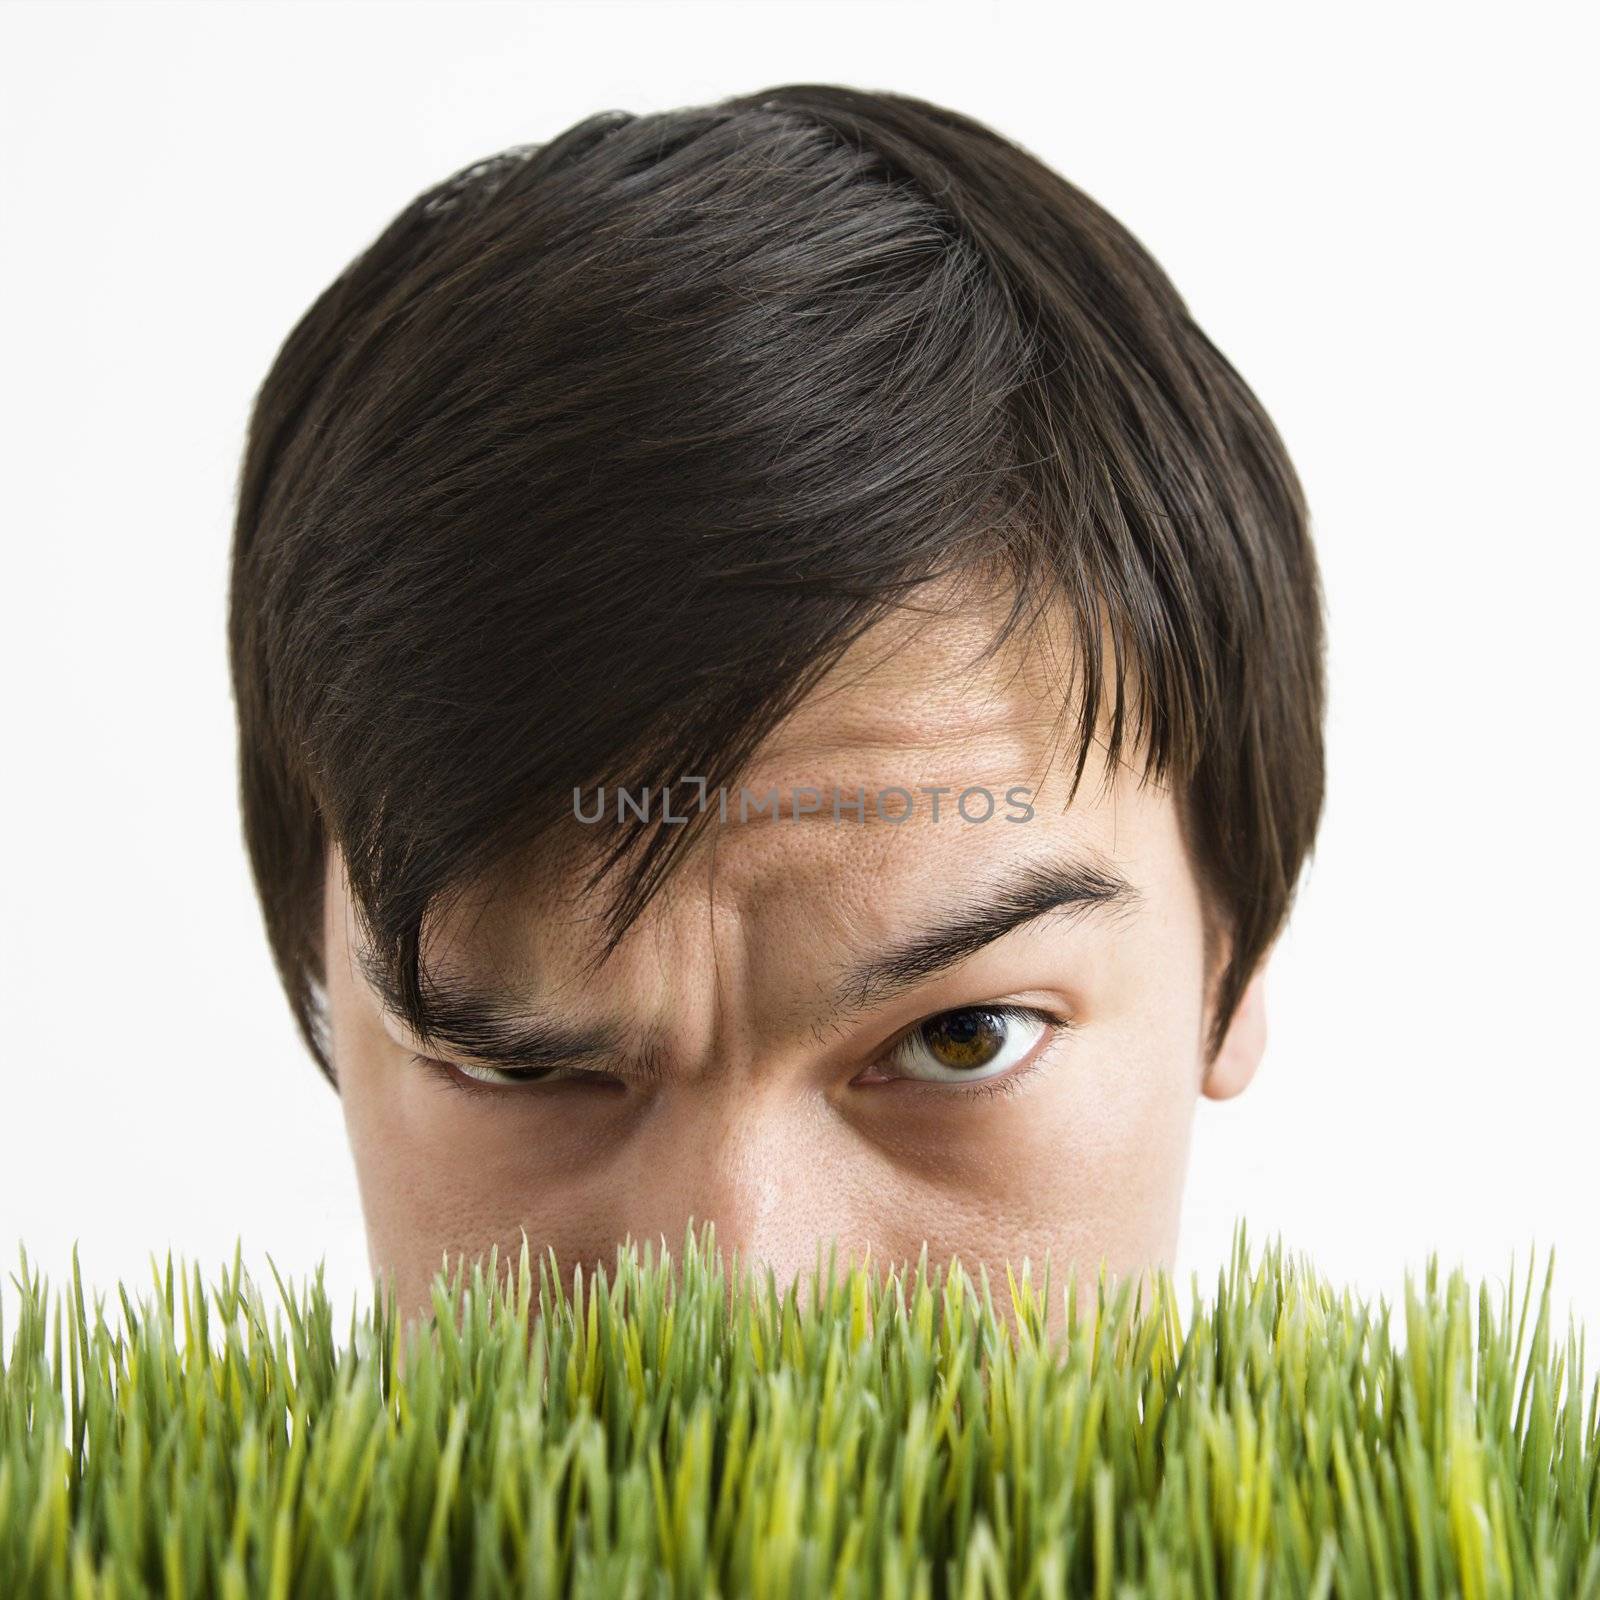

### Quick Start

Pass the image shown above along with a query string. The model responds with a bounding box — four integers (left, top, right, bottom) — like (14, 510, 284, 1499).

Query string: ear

(1201, 964, 1268, 1101)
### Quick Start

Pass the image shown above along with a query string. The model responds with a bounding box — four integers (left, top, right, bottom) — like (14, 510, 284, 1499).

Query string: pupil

(922, 1008, 1006, 1071)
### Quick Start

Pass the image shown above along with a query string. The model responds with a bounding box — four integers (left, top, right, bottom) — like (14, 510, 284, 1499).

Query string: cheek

(909, 971, 1203, 1288)
(330, 1026, 571, 1317)
(919, 1024, 1197, 1227)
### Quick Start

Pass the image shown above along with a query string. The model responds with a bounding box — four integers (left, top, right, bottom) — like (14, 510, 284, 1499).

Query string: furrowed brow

(831, 853, 1141, 1019)
(355, 944, 640, 1072)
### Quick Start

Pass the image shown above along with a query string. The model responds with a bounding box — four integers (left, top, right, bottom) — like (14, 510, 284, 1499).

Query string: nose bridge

(601, 1080, 850, 1304)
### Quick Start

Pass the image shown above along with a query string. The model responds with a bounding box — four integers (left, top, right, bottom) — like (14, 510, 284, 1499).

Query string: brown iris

(919, 1008, 1008, 1072)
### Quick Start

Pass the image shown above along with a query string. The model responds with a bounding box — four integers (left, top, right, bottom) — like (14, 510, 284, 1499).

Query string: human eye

(879, 1004, 1067, 1103)
(406, 1053, 608, 1099)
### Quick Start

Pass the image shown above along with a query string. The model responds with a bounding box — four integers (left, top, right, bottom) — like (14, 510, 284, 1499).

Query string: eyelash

(886, 1005, 1067, 1103)
(409, 1005, 1070, 1105)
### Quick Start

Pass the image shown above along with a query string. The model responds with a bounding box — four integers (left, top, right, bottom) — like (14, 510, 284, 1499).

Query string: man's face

(322, 588, 1266, 1337)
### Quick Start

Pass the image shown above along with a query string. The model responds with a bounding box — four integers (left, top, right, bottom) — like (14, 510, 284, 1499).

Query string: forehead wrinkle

(695, 784, 1108, 1035)
(763, 570, 1082, 714)
(747, 584, 1140, 807)
(747, 711, 1068, 771)
(741, 677, 1093, 812)
(736, 688, 1076, 793)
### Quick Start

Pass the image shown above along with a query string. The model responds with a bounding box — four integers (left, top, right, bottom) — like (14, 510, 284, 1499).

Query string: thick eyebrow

(830, 853, 1142, 1020)
(356, 945, 648, 1074)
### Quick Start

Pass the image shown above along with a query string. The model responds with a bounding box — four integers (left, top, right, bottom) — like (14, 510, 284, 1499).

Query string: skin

(321, 583, 1268, 1343)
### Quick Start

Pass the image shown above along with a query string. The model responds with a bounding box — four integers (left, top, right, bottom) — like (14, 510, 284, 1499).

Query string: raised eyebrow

(830, 853, 1141, 1020)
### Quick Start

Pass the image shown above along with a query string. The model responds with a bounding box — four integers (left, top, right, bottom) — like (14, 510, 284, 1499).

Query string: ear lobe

(1202, 965, 1268, 1101)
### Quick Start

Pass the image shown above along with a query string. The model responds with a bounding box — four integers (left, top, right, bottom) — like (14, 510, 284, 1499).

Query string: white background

(3, 0, 1596, 1336)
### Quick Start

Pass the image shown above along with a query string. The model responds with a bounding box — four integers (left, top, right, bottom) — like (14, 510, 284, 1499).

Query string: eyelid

(880, 1002, 1067, 1095)
(874, 995, 1067, 1060)
(407, 1001, 1074, 1099)
(408, 1052, 592, 1098)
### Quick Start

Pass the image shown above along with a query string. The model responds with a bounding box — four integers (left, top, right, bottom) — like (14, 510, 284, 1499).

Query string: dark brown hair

(228, 83, 1325, 1088)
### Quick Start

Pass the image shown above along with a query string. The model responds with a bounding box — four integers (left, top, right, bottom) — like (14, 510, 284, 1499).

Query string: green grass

(1, 1225, 1596, 1599)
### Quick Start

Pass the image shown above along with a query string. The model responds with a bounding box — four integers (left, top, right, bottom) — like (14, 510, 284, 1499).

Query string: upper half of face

(323, 585, 1231, 1129)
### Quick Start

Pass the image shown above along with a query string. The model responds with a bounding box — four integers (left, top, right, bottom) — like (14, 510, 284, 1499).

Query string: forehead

(395, 584, 1183, 980)
(763, 584, 1075, 764)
